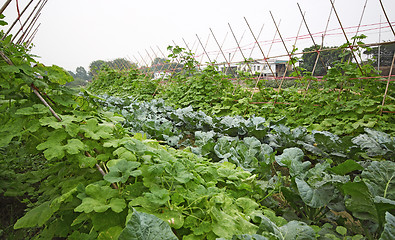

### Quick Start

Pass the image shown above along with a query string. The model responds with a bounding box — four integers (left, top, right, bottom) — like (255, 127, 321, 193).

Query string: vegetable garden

(1, 3, 395, 240)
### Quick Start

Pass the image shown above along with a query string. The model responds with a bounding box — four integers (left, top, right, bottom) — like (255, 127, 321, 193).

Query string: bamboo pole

(20, 0, 48, 44)
(297, 3, 326, 75)
(381, 51, 395, 115)
(378, 0, 395, 37)
(248, 23, 264, 59)
(18, 12, 40, 44)
(270, 11, 302, 91)
(378, 0, 395, 114)
(228, 22, 252, 74)
(182, 37, 201, 71)
(244, 17, 277, 81)
(214, 32, 228, 62)
(250, 20, 282, 99)
(230, 30, 246, 63)
(328, 0, 364, 74)
(0, 0, 12, 16)
(349, 0, 368, 65)
(2, 0, 34, 40)
(210, 28, 230, 71)
(11, 0, 43, 43)
(25, 22, 40, 45)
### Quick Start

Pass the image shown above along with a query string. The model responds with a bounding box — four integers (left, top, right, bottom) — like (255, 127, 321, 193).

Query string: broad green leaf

(342, 181, 378, 222)
(144, 187, 170, 205)
(80, 118, 113, 140)
(14, 201, 54, 229)
(295, 178, 335, 208)
(15, 104, 49, 115)
(64, 139, 86, 155)
(231, 137, 261, 172)
(211, 206, 258, 238)
(352, 128, 394, 157)
(214, 136, 236, 160)
(75, 197, 111, 213)
(257, 215, 315, 240)
(380, 212, 395, 240)
(278, 221, 316, 240)
(104, 159, 141, 183)
(109, 198, 127, 213)
(236, 197, 259, 214)
(36, 130, 68, 160)
(113, 147, 137, 161)
(154, 209, 184, 229)
(329, 160, 364, 175)
(118, 210, 178, 240)
(362, 161, 395, 200)
(75, 184, 122, 213)
(275, 148, 310, 177)
(78, 156, 97, 168)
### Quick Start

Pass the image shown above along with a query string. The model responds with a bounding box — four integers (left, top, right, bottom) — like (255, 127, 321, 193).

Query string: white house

(217, 59, 290, 77)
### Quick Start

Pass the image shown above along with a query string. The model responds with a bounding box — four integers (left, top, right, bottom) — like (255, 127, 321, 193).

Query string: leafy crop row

(87, 41, 395, 136)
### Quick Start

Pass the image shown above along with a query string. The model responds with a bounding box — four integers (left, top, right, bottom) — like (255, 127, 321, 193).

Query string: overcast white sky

(2, 0, 395, 72)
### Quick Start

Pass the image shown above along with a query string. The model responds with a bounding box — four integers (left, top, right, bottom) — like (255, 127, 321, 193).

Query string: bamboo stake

(214, 32, 228, 62)
(304, 0, 335, 95)
(11, 0, 43, 43)
(171, 40, 185, 72)
(18, 12, 40, 44)
(26, 25, 39, 46)
(349, 0, 368, 65)
(0, 0, 12, 16)
(297, 3, 326, 75)
(197, 34, 211, 66)
(270, 10, 302, 92)
(378, 0, 395, 37)
(230, 30, 246, 63)
(248, 23, 264, 59)
(228, 22, 252, 74)
(244, 17, 277, 81)
(182, 37, 201, 71)
(328, 0, 364, 74)
(381, 51, 395, 115)
(210, 28, 230, 71)
(2, 0, 34, 40)
(378, 0, 395, 115)
(250, 21, 282, 99)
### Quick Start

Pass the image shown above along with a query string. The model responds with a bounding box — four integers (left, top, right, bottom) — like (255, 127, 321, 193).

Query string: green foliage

(2, 19, 395, 240)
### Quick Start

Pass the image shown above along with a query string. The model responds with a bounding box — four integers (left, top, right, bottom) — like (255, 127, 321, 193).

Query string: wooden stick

(270, 11, 302, 80)
(348, 0, 368, 64)
(381, 51, 395, 115)
(0, 0, 12, 16)
(210, 28, 230, 70)
(297, 3, 326, 75)
(2, 0, 34, 40)
(17, 0, 48, 44)
(328, 0, 364, 74)
(248, 23, 264, 59)
(378, 0, 395, 37)
(228, 22, 252, 73)
(11, 0, 43, 43)
(244, 17, 277, 82)
(18, 13, 40, 44)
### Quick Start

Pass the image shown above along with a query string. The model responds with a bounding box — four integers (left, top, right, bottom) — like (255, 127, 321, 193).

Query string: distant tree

(108, 58, 135, 70)
(89, 60, 106, 75)
(75, 66, 90, 80)
(364, 42, 395, 66)
(68, 71, 76, 78)
(300, 45, 351, 76)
